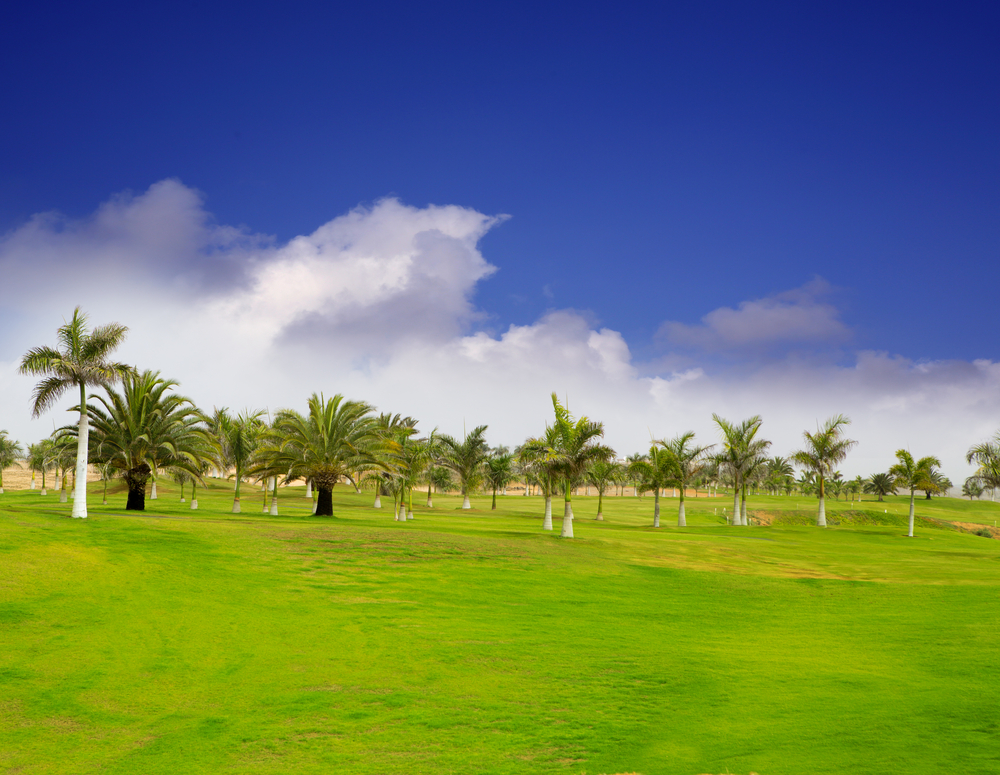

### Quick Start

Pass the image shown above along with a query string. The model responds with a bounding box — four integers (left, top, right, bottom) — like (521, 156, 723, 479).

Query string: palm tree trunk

(191, 479, 198, 510)
(407, 489, 414, 520)
(908, 489, 915, 537)
(270, 476, 278, 515)
(816, 475, 827, 526)
(732, 481, 740, 525)
(596, 489, 604, 520)
(491, 487, 497, 510)
(316, 487, 333, 516)
(427, 482, 433, 508)
(462, 488, 471, 509)
(653, 489, 660, 527)
(150, 478, 157, 500)
(72, 383, 89, 518)
(740, 485, 747, 526)
(59, 469, 68, 502)
(232, 473, 241, 514)
(305, 478, 312, 499)
(543, 495, 553, 530)
(373, 493, 382, 508)
(678, 487, 686, 527)
(560, 483, 574, 538)
(102, 476, 108, 505)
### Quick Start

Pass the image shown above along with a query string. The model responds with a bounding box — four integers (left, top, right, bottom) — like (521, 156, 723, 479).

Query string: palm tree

(26, 440, 53, 494)
(963, 477, 985, 499)
(84, 370, 212, 511)
(519, 426, 563, 530)
(631, 444, 677, 528)
(437, 425, 489, 510)
(484, 450, 515, 510)
(864, 472, 896, 502)
(215, 408, 267, 514)
(0, 431, 24, 494)
(545, 394, 613, 538)
(19, 307, 131, 519)
(889, 450, 941, 537)
(48, 432, 78, 503)
(791, 415, 857, 527)
(585, 460, 622, 521)
(266, 393, 384, 517)
(967, 434, 1000, 501)
(660, 432, 713, 526)
(713, 415, 771, 526)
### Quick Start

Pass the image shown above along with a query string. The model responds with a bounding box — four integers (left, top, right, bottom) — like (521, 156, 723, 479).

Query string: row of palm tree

(7, 309, 991, 539)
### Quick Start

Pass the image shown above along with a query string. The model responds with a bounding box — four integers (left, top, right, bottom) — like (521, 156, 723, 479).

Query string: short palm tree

(19, 307, 131, 518)
(84, 370, 212, 510)
(546, 394, 613, 538)
(660, 432, 713, 527)
(585, 459, 622, 521)
(519, 426, 563, 530)
(631, 444, 677, 528)
(26, 440, 53, 494)
(437, 425, 490, 510)
(889, 450, 941, 537)
(713, 415, 771, 526)
(0, 431, 24, 494)
(864, 472, 895, 502)
(266, 393, 385, 517)
(791, 415, 857, 527)
(216, 408, 267, 513)
(484, 450, 515, 510)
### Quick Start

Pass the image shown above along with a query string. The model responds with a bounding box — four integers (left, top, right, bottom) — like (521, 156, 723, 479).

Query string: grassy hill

(2, 482, 999, 774)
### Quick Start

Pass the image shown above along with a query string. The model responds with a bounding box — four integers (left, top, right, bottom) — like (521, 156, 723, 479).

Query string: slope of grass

(1, 481, 999, 774)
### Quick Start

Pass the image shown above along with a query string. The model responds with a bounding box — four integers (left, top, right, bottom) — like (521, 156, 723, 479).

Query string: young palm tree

(791, 415, 857, 527)
(545, 394, 614, 538)
(519, 427, 563, 530)
(267, 393, 385, 517)
(437, 425, 489, 510)
(0, 431, 24, 494)
(631, 444, 677, 528)
(216, 409, 267, 513)
(659, 432, 713, 526)
(84, 370, 212, 511)
(484, 450, 515, 510)
(19, 307, 131, 519)
(863, 472, 895, 502)
(889, 450, 942, 537)
(26, 440, 54, 495)
(585, 459, 622, 521)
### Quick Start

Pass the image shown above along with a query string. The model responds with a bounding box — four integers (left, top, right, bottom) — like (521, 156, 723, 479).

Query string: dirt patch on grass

(954, 521, 1000, 539)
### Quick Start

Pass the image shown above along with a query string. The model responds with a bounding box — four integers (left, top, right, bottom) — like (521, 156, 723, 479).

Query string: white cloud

(658, 278, 850, 351)
(2, 181, 998, 485)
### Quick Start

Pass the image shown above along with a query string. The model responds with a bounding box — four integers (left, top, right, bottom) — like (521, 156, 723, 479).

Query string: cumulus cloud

(1, 181, 998, 484)
(658, 278, 850, 352)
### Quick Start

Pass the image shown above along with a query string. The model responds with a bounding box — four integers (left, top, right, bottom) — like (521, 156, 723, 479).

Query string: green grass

(2, 482, 999, 774)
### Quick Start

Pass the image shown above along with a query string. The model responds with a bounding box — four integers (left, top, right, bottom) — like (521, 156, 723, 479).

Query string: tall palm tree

(437, 425, 489, 510)
(545, 394, 613, 538)
(19, 307, 131, 519)
(889, 450, 941, 537)
(713, 415, 771, 526)
(660, 432, 713, 527)
(967, 434, 1000, 501)
(631, 444, 677, 528)
(791, 415, 857, 527)
(863, 472, 895, 502)
(0, 431, 24, 494)
(266, 393, 384, 517)
(84, 370, 212, 510)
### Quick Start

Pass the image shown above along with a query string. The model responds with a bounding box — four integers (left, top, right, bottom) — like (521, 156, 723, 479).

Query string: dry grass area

(1, 462, 102, 490)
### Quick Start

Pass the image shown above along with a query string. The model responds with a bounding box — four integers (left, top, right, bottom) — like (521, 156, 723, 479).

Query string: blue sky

(1, 1, 999, 475)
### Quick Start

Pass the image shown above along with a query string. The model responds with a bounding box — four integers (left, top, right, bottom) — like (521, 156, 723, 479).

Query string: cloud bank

(2, 180, 998, 482)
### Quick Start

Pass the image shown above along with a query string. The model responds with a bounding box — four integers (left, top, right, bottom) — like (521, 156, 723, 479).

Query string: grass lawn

(2, 482, 999, 774)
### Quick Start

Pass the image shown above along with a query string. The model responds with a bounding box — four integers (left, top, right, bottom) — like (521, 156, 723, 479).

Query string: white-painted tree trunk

(305, 479, 312, 499)
(740, 495, 747, 526)
(462, 494, 471, 509)
(817, 494, 827, 527)
(407, 508, 414, 520)
(312, 499, 317, 514)
(678, 500, 686, 527)
(150, 480, 157, 500)
(191, 498, 198, 509)
(732, 489, 740, 525)
(232, 498, 241, 514)
(653, 492, 660, 528)
(560, 500, 574, 538)
(270, 496, 278, 516)
(60, 488, 68, 503)
(373, 494, 382, 508)
(543, 495, 553, 530)
(907, 490, 915, 537)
